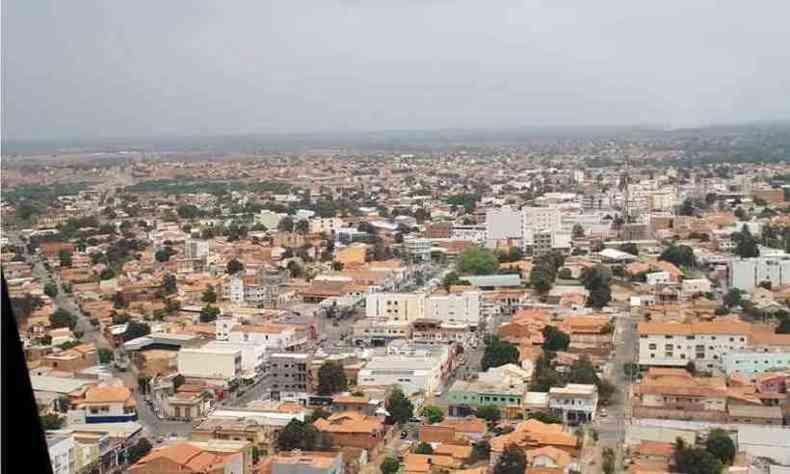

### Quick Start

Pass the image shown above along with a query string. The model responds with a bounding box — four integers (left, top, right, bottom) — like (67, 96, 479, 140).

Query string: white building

(681, 278, 712, 297)
(184, 239, 210, 260)
(451, 224, 487, 242)
(548, 384, 598, 424)
(645, 272, 672, 286)
(227, 324, 307, 353)
(404, 235, 432, 262)
(638, 321, 752, 373)
(425, 291, 481, 325)
(178, 347, 242, 382)
(357, 344, 450, 396)
(521, 206, 562, 244)
(47, 433, 75, 474)
(729, 257, 790, 292)
(486, 206, 522, 241)
(365, 293, 426, 322)
(203, 340, 266, 379)
(256, 210, 286, 230)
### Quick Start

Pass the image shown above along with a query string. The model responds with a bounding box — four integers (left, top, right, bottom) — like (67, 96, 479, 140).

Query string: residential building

(178, 347, 242, 382)
(313, 412, 387, 456)
(486, 206, 522, 241)
(47, 433, 75, 474)
(221, 268, 289, 307)
(489, 419, 578, 466)
(548, 384, 598, 425)
(637, 320, 752, 373)
(521, 206, 562, 246)
(79, 385, 137, 423)
(729, 256, 790, 292)
(203, 341, 266, 380)
(451, 224, 487, 242)
(352, 318, 411, 346)
(365, 292, 425, 322)
(722, 348, 790, 378)
(128, 440, 253, 474)
(309, 217, 344, 235)
(185, 239, 210, 260)
(424, 291, 481, 325)
(226, 323, 308, 353)
(265, 353, 311, 402)
(270, 451, 345, 474)
(403, 235, 432, 262)
(446, 379, 525, 418)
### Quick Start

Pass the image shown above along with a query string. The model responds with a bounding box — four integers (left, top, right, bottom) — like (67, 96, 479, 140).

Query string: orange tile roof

(490, 419, 577, 453)
(636, 441, 674, 458)
(83, 386, 132, 404)
(313, 411, 383, 434)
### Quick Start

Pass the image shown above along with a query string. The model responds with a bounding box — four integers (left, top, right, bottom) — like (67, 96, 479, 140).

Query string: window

(649, 344, 657, 350)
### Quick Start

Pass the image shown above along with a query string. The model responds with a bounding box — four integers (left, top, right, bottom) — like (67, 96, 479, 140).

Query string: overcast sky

(3, 0, 790, 141)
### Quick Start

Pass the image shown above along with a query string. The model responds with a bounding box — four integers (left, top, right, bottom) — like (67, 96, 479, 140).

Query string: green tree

(380, 457, 400, 474)
(58, 249, 73, 267)
(415, 442, 434, 454)
(99, 268, 116, 280)
(723, 288, 743, 308)
(542, 326, 570, 352)
(472, 440, 491, 461)
(123, 320, 151, 341)
(623, 362, 640, 379)
(98, 348, 114, 364)
(673, 438, 723, 474)
(161, 273, 177, 295)
(155, 248, 172, 262)
(278, 216, 295, 232)
(307, 407, 332, 423)
(733, 225, 760, 258)
(199, 305, 221, 323)
(44, 282, 59, 298)
(526, 412, 562, 424)
(420, 405, 445, 424)
(202, 285, 218, 303)
(442, 271, 470, 291)
(226, 258, 244, 275)
(619, 242, 639, 256)
(50, 308, 78, 329)
(475, 405, 501, 425)
(277, 419, 319, 451)
(659, 244, 695, 267)
(457, 247, 499, 275)
(581, 265, 612, 308)
(705, 429, 736, 465)
(317, 361, 348, 395)
(481, 336, 520, 371)
(572, 223, 585, 239)
(386, 386, 414, 425)
(40, 413, 65, 430)
(137, 374, 151, 394)
(493, 444, 527, 474)
(295, 219, 310, 235)
(113, 291, 128, 309)
(602, 447, 616, 474)
(127, 438, 153, 465)
(567, 355, 600, 385)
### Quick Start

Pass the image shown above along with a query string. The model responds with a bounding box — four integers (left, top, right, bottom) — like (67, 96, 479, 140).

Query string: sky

(2, 0, 790, 141)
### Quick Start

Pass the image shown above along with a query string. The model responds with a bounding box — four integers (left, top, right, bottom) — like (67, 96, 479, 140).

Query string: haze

(3, 0, 790, 141)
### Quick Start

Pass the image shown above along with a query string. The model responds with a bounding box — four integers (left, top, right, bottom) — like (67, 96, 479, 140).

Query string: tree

(202, 285, 217, 303)
(127, 438, 153, 465)
(44, 282, 59, 298)
(415, 442, 434, 454)
(673, 438, 723, 474)
(99, 268, 115, 280)
(58, 249, 73, 267)
(475, 405, 501, 425)
(602, 447, 616, 474)
(113, 291, 128, 309)
(277, 419, 319, 451)
(380, 457, 400, 474)
(529, 264, 555, 293)
(420, 405, 444, 424)
(567, 355, 599, 385)
(723, 288, 743, 308)
(734, 206, 749, 221)
(659, 244, 695, 267)
(278, 216, 295, 232)
(295, 219, 310, 235)
(623, 362, 639, 379)
(307, 407, 332, 423)
(705, 429, 736, 465)
(287, 261, 304, 279)
(542, 326, 570, 352)
(557, 268, 573, 280)
(40, 413, 65, 430)
(733, 225, 759, 258)
(679, 198, 695, 216)
(155, 248, 172, 262)
(572, 223, 585, 239)
(199, 305, 221, 323)
(442, 271, 470, 291)
(317, 361, 348, 395)
(493, 444, 527, 474)
(456, 247, 499, 275)
(226, 258, 244, 275)
(124, 321, 151, 341)
(172, 374, 186, 390)
(137, 374, 151, 394)
(619, 242, 639, 256)
(162, 273, 177, 295)
(526, 412, 562, 424)
(481, 336, 520, 371)
(472, 440, 491, 461)
(581, 265, 612, 308)
(386, 386, 414, 425)
(98, 348, 114, 364)
(50, 308, 78, 329)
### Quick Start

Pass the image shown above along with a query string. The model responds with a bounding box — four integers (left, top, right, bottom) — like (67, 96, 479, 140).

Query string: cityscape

(3, 2, 790, 474)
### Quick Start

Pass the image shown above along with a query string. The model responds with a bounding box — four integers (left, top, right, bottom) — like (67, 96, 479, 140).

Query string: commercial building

(178, 347, 242, 382)
(265, 353, 311, 402)
(79, 385, 137, 424)
(365, 292, 425, 322)
(357, 344, 452, 396)
(424, 291, 481, 325)
(486, 206, 522, 241)
(451, 224, 487, 242)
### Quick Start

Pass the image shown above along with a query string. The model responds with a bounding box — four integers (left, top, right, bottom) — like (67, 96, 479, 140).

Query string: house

(419, 417, 487, 444)
(525, 446, 573, 471)
(270, 451, 344, 474)
(79, 384, 137, 423)
(312, 412, 387, 457)
(41, 344, 99, 372)
(192, 418, 275, 456)
(547, 384, 598, 425)
(489, 419, 579, 466)
(128, 439, 253, 474)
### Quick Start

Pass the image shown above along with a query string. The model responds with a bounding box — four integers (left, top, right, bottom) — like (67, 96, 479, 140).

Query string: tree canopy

(277, 419, 320, 451)
(420, 405, 444, 424)
(481, 336, 520, 371)
(493, 445, 527, 474)
(659, 244, 695, 267)
(385, 386, 414, 425)
(705, 429, 736, 465)
(541, 326, 570, 352)
(226, 258, 244, 275)
(317, 361, 348, 395)
(457, 247, 499, 275)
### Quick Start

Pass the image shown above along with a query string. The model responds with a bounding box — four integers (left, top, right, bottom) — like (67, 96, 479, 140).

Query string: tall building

(729, 257, 790, 291)
(184, 239, 210, 260)
(365, 293, 426, 322)
(486, 206, 522, 241)
(424, 291, 481, 325)
(521, 206, 562, 247)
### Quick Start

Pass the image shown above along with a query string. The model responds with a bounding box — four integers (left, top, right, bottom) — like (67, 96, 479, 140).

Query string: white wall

(178, 348, 241, 380)
(365, 293, 426, 322)
(425, 292, 481, 324)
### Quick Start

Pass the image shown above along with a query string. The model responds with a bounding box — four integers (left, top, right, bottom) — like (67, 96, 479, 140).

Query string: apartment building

(722, 348, 790, 378)
(265, 353, 311, 402)
(309, 217, 344, 235)
(184, 238, 210, 260)
(521, 206, 562, 246)
(365, 292, 425, 322)
(403, 235, 432, 262)
(637, 321, 752, 373)
(222, 268, 289, 307)
(424, 291, 481, 325)
(47, 433, 75, 474)
(729, 257, 790, 291)
(451, 224, 487, 242)
(486, 206, 522, 241)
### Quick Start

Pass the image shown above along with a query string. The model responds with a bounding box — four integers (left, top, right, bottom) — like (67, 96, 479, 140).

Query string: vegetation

(471, 440, 491, 461)
(541, 326, 570, 352)
(380, 457, 401, 474)
(126, 438, 153, 465)
(602, 447, 616, 474)
(98, 348, 114, 364)
(277, 419, 322, 451)
(526, 412, 563, 424)
(732, 224, 760, 258)
(50, 308, 78, 330)
(493, 444, 527, 474)
(44, 282, 59, 298)
(123, 321, 151, 341)
(317, 361, 348, 395)
(39, 413, 65, 430)
(673, 438, 723, 474)
(528, 251, 566, 293)
(705, 429, 736, 466)
(474, 405, 502, 424)
(481, 335, 520, 371)
(226, 258, 244, 275)
(199, 305, 221, 323)
(580, 265, 612, 308)
(385, 386, 414, 425)
(201, 285, 218, 303)
(659, 244, 695, 268)
(414, 442, 434, 454)
(419, 405, 445, 424)
(456, 246, 499, 275)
